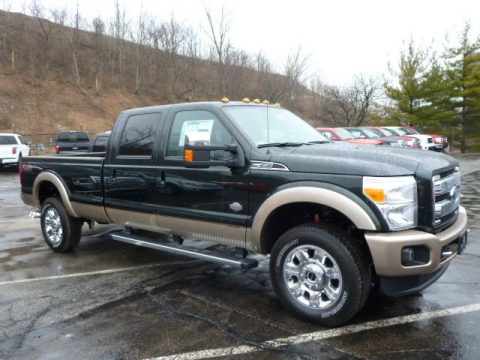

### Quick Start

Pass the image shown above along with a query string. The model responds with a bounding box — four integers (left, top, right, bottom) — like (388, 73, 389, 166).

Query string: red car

(367, 127, 421, 149)
(316, 127, 384, 145)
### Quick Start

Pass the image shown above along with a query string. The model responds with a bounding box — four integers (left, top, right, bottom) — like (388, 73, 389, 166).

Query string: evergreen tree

(385, 40, 434, 127)
(443, 23, 480, 152)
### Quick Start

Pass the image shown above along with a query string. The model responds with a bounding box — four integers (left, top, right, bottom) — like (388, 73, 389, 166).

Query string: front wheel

(270, 223, 371, 326)
(40, 197, 82, 253)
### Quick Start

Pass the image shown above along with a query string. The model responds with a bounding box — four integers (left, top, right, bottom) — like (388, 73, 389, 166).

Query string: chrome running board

(110, 231, 258, 270)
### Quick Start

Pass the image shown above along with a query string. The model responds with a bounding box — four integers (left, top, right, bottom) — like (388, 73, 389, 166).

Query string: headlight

(363, 176, 417, 231)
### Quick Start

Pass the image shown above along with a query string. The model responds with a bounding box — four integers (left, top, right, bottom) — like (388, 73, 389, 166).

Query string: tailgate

(58, 141, 90, 151)
(0, 144, 14, 157)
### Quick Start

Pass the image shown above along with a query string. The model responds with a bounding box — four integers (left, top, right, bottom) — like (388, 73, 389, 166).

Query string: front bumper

(365, 206, 468, 277)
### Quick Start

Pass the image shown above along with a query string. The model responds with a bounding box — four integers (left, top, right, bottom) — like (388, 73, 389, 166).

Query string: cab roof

(121, 101, 281, 115)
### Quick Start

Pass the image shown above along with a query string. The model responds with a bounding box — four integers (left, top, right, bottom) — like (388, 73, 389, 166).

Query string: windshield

(334, 128, 353, 140)
(386, 128, 404, 136)
(381, 128, 397, 136)
(345, 128, 365, 138)
(223, 106, 327, 145)
(360, 128, 381, 138)
(401, 127, 418, 135)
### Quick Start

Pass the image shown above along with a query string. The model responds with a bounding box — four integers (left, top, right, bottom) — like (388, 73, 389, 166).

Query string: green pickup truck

(20, 100, 468, 326)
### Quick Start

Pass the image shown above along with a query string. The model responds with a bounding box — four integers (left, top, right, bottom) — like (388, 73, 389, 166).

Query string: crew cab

(391, 126, 448, 151)
(0, 133, 30, 168)
(20, 100, 468, 326)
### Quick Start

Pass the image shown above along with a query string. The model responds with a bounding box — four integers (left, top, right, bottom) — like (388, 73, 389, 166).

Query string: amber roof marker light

(242, 97, 250, 103)
(220, 97, 230, 103)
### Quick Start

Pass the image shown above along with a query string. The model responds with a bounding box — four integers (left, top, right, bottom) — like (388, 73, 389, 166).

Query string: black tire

(270, 223, 371, 327)
(40, 197, 82, 253)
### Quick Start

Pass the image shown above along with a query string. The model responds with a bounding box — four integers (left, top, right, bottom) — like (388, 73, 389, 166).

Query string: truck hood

(264, 143, 457, 177)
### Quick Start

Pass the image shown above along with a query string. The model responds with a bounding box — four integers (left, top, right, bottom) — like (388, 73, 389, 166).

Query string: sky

(5, 0, 480, 86)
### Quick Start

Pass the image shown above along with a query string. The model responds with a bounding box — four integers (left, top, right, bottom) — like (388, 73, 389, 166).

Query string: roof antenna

(266, 101, 270, 146)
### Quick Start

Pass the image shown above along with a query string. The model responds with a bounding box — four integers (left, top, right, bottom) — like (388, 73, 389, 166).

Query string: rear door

(104, 111, 166, 231)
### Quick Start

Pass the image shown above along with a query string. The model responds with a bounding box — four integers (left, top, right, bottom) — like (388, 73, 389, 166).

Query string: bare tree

(284, 47, 309, 104)
(111, 0, 129, 80)
(70, 2, 81, 86)
(92, 16, 105, 93)
(30, 0, 56, 78)
(204, 6, 231, 95)
(160, 15, 186, 99)
(320, 76, 380, 127)
(132, 10, 146, 94)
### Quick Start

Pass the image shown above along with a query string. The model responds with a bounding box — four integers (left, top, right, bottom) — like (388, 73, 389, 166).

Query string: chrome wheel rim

(44, 207, 63, 246)
(282, 244, 343, 309)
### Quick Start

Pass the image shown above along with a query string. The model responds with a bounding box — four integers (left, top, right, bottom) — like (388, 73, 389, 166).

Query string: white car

(0, 133, 31, 168)
(383, 127, 436, 151)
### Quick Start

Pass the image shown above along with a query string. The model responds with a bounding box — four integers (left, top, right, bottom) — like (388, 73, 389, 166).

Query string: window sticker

(178, 119, 214, 146)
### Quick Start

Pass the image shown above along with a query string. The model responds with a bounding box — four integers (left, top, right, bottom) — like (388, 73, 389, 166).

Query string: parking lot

(1, 156, 480, 360)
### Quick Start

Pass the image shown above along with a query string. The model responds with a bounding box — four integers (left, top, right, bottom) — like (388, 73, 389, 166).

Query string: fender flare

(33, 171, 79, 218)
(250, 186, 378, 252)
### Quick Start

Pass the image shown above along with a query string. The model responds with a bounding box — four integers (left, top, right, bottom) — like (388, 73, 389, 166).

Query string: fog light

(401, 245, 430, 266)
(401, 247, 415, 264)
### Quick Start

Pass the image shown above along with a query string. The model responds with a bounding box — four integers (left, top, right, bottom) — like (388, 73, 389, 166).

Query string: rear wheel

(40, 197, 82, 253)
(270, 223, 371, 326)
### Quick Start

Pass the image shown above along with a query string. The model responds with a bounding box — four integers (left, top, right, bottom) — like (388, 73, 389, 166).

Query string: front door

(156, 107, 250, 247)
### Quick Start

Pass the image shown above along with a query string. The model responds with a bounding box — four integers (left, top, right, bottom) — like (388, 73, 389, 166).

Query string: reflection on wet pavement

(462, 170, 480, 228)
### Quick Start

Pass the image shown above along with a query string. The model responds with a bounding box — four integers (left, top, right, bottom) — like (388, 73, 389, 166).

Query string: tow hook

(29, 210, 41, 219)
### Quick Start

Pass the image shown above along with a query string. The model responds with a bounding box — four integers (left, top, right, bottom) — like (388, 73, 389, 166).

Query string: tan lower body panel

(106, 207, 246, 247)
(364, 206, 467, 277)
(21, 193, 35, 207)
(72, 202, 110, 224)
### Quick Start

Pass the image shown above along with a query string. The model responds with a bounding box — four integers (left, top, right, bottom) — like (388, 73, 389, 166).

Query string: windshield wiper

(307, 140, 330, 144)
(258, 142, 305, 148)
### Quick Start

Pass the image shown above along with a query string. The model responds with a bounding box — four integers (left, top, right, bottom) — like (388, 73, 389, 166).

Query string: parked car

(89, 131, 111, 152)
(20, 100, 468, 326)
(392, 126, 447, 151)
(55, 131, 90, 154)
(0, 133, 30, 168)
(316, 127, 384, 145)
(382, 127, 435, 151)
(347, 127, 421, 148)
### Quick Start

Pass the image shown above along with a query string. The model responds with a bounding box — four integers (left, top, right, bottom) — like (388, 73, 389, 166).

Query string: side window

(18, 136, 27, 145)
(166, 110, 235, 160)
(118, 113, 162, 157)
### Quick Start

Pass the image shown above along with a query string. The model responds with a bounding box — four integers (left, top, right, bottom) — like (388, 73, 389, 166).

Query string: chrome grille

(432, 167, 460, 226)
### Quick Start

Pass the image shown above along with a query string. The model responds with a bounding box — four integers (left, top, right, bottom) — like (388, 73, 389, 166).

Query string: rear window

(57, 132, 90, 142)
(0, 136, 17, 145)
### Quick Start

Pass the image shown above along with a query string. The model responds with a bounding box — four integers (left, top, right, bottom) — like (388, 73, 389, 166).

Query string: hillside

(0, 9, 321, 144)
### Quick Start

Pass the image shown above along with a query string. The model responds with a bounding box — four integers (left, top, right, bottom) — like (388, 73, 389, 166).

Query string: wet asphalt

(0, 156, 479, 360)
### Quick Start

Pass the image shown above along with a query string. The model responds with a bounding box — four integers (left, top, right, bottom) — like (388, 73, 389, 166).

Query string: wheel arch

(33, 171, 79, 218)
(249, 185, 380, 253)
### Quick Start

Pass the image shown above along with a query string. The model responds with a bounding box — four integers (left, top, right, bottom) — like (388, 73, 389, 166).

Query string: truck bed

(21, 155, 105, 208)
